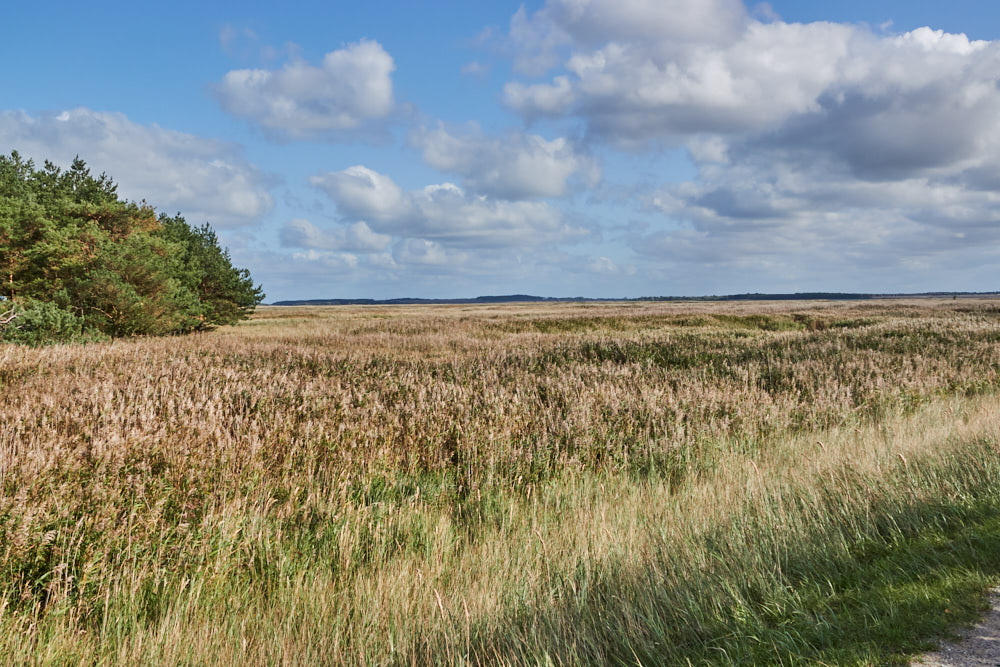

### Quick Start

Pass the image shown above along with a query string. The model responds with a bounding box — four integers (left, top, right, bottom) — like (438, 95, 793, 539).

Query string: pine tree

(0, 153, 264, 344)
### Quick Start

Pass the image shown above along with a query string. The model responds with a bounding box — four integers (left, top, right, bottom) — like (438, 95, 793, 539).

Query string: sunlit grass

(2, 299, 1000, 664)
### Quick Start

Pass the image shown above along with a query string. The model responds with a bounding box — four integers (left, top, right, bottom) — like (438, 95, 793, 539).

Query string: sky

(3, 1, 1000, 301)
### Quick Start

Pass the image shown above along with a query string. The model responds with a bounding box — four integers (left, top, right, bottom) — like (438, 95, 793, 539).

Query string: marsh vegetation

(2, 300, 1000, 664)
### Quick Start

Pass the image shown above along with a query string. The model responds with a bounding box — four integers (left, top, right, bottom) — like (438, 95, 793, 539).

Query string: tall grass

(2, 300, 1000, 663)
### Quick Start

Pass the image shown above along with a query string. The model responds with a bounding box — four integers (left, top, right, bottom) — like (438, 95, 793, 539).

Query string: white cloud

(626, 24, 1000, 272)
(687, 135, 729, 163)
(508, 0, 747, 76)
(289, 249, 359, 271)
(894, 26, 988, 55)
(460, 60, 490, 77)
(409, 123, 600, 199)
(504, 19, 866, 142)
(509, 6, 572, 76)
(636, 140, 1000, 277)
(0, 108, 274, 227)
(499, 2, 1000, 285)
(309, 166, 409, 223)
(544, 0, 747, 47)
(260, 238, 554, 298)
(214, 39, 395, 139)
(393, 238, 469, 266)
(503, 76, 576, 117)
(587, 256, 619, 274)
(280, 218, 391, 252)
(311, 165, 588, 248)
(503, 4, 999, 148)
(751, 2, 780, 22)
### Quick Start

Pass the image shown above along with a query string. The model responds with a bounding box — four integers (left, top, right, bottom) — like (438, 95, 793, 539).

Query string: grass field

(3, 299, 1000, 664)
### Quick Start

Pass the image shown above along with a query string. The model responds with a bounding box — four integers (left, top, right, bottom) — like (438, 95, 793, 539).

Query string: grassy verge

(409, 396, 1000, 665)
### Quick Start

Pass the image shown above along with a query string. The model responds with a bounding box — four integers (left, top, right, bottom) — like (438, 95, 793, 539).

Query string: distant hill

(270, 291, 1000, 306)
(271, 294, 553, 306)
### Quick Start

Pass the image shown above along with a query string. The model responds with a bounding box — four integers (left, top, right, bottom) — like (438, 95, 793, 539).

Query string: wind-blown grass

(2, 299, 1000, 664)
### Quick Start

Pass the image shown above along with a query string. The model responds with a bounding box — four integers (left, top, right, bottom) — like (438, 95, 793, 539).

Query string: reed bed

(2, 299, 1000, 664)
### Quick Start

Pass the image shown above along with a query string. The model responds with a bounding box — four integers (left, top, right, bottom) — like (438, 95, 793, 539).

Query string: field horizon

(268, 291, 1000, 307)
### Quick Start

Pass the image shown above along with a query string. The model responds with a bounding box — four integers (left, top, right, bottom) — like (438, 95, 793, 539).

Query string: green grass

(690, 506, 1000, 665)
(439, 436, 1000, 665)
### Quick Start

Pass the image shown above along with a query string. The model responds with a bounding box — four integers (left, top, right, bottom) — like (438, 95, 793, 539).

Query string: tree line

(0, 152, 263, 345)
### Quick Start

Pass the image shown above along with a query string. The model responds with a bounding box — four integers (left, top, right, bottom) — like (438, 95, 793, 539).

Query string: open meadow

(4, 299, 1000, 664)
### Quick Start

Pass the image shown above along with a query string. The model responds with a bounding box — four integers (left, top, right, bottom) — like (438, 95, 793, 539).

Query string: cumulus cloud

(545, 0, 746, 47)
(498, 1, 1000, 285)
(214, 39, 395, 139)
(508, 0, 747, 75)
(287, 249, 360, 273)
(280, 218, 391, 252)
(503, 4, 995, 147)
(393, 238, 470, 267)
(310, 166, 410, 223)
(310, 165, 588, 248)
(636, 138, 1000, 279)
(503, 76, 576, 117)
(631, 25, 1000, 273)
(409, 124, 600, 199)
(0, 108, 274, 226)
(505, 19, 866, 142)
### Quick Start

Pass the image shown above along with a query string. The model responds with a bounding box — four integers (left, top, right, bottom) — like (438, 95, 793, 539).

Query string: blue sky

(3, 1, 1000, 300)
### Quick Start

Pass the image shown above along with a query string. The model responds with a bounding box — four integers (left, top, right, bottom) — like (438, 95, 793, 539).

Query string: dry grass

(3, 299, 1000, 664)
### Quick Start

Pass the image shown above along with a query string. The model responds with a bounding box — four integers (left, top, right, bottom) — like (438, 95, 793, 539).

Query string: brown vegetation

(3, 299, 1000, 663)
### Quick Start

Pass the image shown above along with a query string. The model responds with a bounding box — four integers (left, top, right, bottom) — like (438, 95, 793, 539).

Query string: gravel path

(914, 590, 1000, 667)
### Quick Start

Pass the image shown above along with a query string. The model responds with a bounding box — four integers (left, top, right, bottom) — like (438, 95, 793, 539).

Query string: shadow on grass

(424, 500, 1000, 665)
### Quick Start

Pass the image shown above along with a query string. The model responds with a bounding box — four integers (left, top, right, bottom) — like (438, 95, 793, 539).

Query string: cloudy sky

(4, 1, 1000, 300)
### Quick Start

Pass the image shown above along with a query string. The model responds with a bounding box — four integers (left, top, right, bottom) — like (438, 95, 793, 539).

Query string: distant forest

(0, 152, 263, 345)
(273, 291, 1000, 306)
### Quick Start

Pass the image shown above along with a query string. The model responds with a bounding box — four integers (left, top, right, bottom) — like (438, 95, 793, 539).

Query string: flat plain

(4, 299, 1000, 665)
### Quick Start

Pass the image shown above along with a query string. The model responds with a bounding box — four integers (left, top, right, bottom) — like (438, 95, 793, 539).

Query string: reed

(2, 299, 1000, 664)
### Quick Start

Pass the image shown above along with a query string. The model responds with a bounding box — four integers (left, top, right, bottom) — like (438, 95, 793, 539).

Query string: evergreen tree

(0, 152, 264, 344)
(158, 215, 265, 328)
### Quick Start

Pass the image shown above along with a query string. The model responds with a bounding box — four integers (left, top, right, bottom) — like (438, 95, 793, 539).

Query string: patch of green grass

(727, 509, 1000, 665)
(443, 438, 1000, 665)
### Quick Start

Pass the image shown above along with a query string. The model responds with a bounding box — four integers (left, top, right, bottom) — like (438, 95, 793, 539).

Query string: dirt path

(914, 590, 1000, 666)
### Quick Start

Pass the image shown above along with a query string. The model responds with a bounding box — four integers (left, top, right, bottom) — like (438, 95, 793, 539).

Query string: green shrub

(0, 299, 105, 346)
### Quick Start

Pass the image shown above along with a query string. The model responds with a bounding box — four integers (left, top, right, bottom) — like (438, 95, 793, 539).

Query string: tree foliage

(0, 152, 264, 344)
